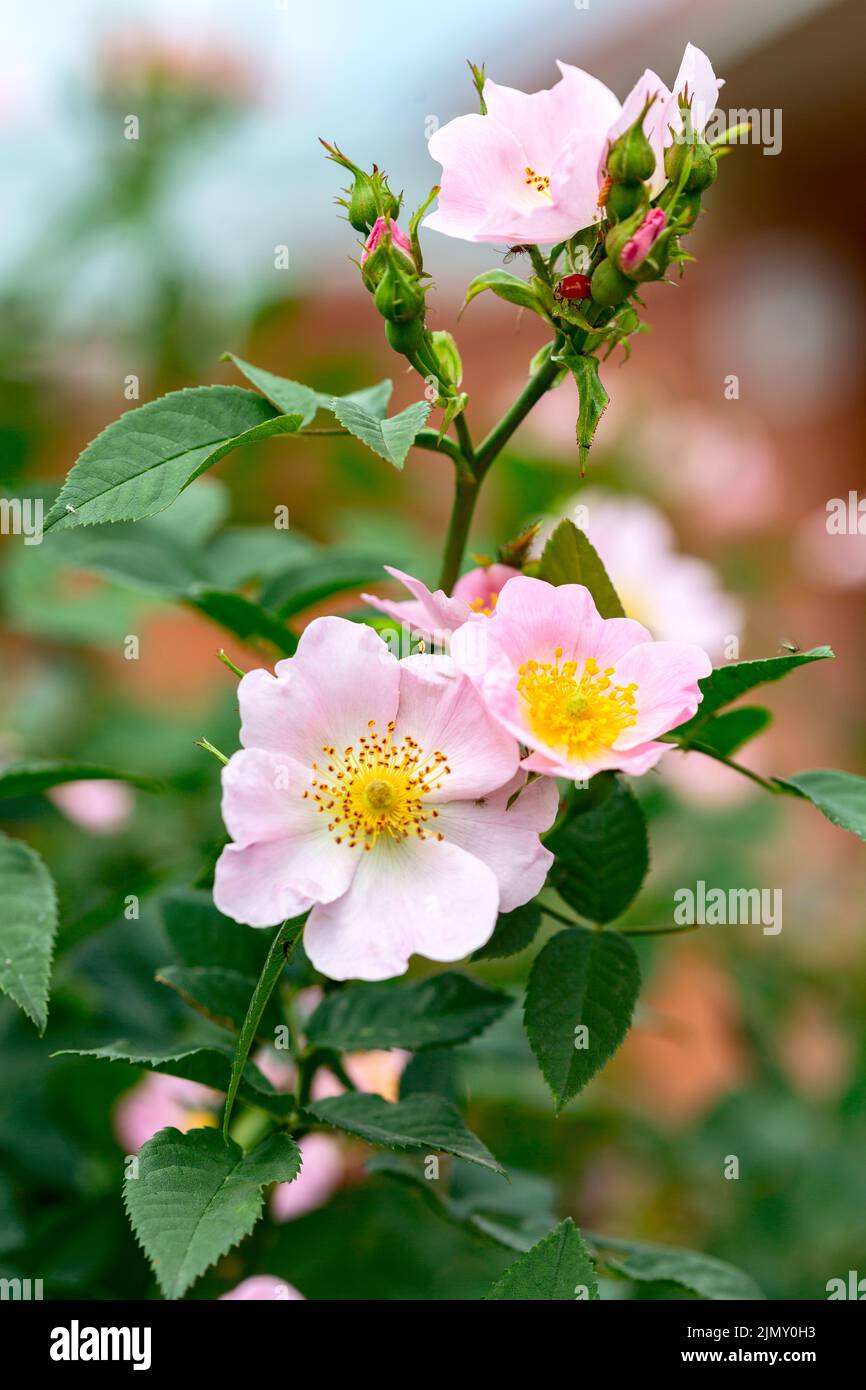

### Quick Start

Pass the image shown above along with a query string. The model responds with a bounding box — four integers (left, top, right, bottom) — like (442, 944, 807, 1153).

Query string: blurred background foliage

(0, 0, 864, 1299)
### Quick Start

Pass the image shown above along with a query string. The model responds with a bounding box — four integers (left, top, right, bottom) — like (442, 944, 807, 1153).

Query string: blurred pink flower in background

(639, 407, 781, 535)
(661, 746, 767, 807)
(48, 778, 134, 834)
(255, 1045, 409, 1223)
(97, 25, 256, 102)
(219, 1276, 304, 1301)
(113, 1073, 220, 1153)
(794, 503, 866, 589)
(533, 491, 742, 660)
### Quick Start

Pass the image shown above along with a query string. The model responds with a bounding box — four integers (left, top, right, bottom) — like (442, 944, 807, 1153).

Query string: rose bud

(590, 257, 634, 307)
(605, 96, 657, 184)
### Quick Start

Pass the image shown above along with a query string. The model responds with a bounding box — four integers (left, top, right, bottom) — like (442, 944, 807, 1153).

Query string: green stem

(474, 338, 564, 476)
(414, 429, 464, 467)
(222, 916, 305, 1138)
(454, 411, 475, 466)
(619, 922, 700, 938)
(436, 338, 565, 591)
(438, 471, 481, 593)
(194, 737, 229, 766)
(676, 742, 782, 795)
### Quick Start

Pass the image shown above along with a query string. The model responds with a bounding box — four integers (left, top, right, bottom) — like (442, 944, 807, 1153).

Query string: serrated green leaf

(0, 760, 157, 800)
(329, 397, 430, 470)
(464, 270, 541, 312)
(472, 901, 543, 961)
(537, 519, 625, 618)
(124, 1127, 301, 1298)
(155, 965, 262, 1034)
(222, 353, 320, 423)
(588, 1233, 765, 1300)
(484, 1219, 599, 1299)
(43, 386, 302, 532)
(305, 972, 512, 1052)
(307, 1091, 505, 1175)
(524, 927, 640, 1110)
(557, 352, 609, 470)
(548, 775, 648, 924)
(225, 352, 393, 423)
(0, 832, 58, 1033)
(260, 555, 384, 619)
(52, 1042, 293, 1117)
(684, 706, 772, 758)
(370, 1154, 557, 1253)
(779, 769, 866, 844)
(161, 890, 277, 976)
(673, 647, 833, 741)
(184, 587, 296, 654)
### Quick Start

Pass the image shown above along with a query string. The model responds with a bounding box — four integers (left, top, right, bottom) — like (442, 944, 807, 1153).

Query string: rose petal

(304, 836, 499, 981)
(433, 772, 558, 911)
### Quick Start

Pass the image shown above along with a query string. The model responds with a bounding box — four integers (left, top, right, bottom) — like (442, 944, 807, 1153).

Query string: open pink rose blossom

(532, 492, 742, 660)
(213, 616, 557, 980)
(219, 1276, 304, 1301)
(362, 563, 519, 642)
(450, 576, 712, 781)
(424, 43, 721, 245)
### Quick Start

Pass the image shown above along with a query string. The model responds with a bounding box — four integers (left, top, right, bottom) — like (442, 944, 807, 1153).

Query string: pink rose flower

(362, 563, 520, 643)
(450, 576, 712, 781)
(360, 216, 413, 267)
(48, 778, 133, 834)
(424, 44, 722, 246)
(113, 1073, 220, 1154)
(213, 617, 557, 980)
(532, 492, 742, 661)
(219, 1276, 304, 1301)
(601, 44, 723, 198)
(619, 207, 667, 274)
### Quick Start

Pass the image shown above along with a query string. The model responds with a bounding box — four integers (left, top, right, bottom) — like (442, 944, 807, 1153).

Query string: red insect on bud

(553, 273, 592, 303)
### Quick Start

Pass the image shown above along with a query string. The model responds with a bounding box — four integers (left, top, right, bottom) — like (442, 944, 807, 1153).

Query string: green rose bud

(605, 97, 657, 184)
(374, 257, 425, 325)
(606, 180, 646, 224)
(591, 257, 633, 307)
(428, 330, 463, 389)
(665, 135, 717, 193)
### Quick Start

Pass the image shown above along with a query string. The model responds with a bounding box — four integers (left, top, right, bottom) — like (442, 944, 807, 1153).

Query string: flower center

(523, 165, 551, 198)
(468, 591, 500, 616)
(517, 649, 638, 758)
(304, 720, 450, 851)
(181, 1108, 218, 1133)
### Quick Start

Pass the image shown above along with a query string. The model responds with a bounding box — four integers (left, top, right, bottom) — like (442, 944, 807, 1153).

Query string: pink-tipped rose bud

(619, 207, 666, 274)
(361, 216, 414, 268)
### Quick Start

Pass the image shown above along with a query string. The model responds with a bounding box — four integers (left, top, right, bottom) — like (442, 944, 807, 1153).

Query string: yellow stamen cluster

(303, 719, 450, 851)
(517, 649, 638, 759)
(524, 165, 551, 195)
(468, 590, 500, 616)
